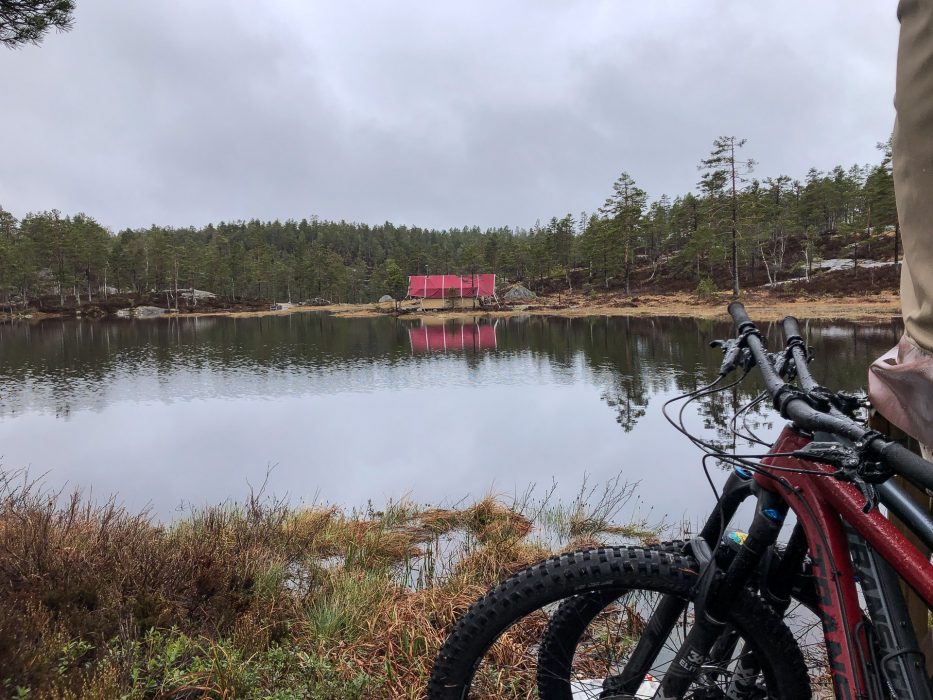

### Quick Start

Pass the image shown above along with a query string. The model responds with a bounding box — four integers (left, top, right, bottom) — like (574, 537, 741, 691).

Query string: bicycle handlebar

(781, 316, 802, 345)
(727, 301, 752, 327)
(727, 302, 933, 492)
(781, 316, 813, 393)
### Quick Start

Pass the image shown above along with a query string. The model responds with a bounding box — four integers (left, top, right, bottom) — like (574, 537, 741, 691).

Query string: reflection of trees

(601, 379, 647, 432)
(587, 318, 652, 432)
(490, 315, 900, 436)
(491, 317, 657, 430)
(0, 315, 415, 416)
(0, 314, 902, 432)
(694, 385, 775, 449)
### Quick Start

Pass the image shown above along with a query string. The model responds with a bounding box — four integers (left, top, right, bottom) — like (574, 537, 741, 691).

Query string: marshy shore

(0, 474, 653, 699)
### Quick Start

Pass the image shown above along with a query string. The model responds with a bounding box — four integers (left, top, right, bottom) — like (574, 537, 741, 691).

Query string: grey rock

(117, 306, 168, 319)
(504, 285, 536, 302)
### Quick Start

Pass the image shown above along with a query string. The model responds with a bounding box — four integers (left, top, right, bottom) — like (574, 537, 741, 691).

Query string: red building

(406, 274, 496, 305)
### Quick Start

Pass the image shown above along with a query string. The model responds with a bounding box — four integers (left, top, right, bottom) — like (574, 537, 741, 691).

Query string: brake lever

(792, 442, 889, 512)
(710, 339, 754, 377)
(710, 339, 740, 376)
(833, 391, 868, 419)
(855, 481, 880, 513)
(792, 441, 860, 469)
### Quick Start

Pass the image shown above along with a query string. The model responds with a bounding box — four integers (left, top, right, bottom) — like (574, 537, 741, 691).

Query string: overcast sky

(1, 1, 898, 232)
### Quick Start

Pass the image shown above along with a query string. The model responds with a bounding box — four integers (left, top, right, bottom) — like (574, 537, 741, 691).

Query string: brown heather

(0, 472, 652, 699)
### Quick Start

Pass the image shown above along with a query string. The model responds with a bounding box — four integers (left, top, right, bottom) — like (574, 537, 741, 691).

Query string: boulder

(161, 288, 216, 301)
(116, 306, 168, 319)
(186, 289, 216, 300)
(378, 295, 395, 303)
(504, 285, 536, 302)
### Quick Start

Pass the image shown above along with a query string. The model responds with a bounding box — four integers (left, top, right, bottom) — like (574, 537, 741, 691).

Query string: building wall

(419, 298, 478, 310)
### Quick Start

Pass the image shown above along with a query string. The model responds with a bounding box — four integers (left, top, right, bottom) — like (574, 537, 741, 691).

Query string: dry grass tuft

(462, 497, 535, 544)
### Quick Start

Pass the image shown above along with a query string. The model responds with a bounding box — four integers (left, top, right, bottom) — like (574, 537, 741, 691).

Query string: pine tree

(0, 0, 75, 48)
(867, 138, 898, 264)
(600, 171, 647, 294)
(546, 214, 576, 290)
(382, 258, 407, 301)
(699, 137, 754, 296)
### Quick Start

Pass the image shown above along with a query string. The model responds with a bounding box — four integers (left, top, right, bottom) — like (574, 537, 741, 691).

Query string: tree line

(0, 136, 898, 307)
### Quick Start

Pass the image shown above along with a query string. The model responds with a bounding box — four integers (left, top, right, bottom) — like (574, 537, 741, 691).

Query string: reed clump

(0, 472, 654, 699)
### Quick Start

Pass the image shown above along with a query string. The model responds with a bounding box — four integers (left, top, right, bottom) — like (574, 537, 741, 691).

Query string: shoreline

(125, 290, 908, 323)
(1, 291, 903, 324)
(328, 292, 902, 322)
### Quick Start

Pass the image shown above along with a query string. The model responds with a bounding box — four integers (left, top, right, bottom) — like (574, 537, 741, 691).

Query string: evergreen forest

(0, 136, 899, 306)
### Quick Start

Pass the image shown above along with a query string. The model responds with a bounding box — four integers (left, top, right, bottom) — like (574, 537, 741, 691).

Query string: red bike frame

(762, 426, 933, 699)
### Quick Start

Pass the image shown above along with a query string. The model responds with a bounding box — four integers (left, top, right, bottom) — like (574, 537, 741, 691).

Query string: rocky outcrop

(115, 306, 168, 319)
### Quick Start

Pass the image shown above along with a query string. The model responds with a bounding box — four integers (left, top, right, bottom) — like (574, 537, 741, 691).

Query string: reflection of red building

(408, 323, 498, 352)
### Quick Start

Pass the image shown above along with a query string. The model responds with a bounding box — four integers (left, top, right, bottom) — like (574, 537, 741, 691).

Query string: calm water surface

(0, 313, 903, 524)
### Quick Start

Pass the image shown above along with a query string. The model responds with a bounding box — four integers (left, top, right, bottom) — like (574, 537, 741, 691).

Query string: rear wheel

(428, 547, 810, 699)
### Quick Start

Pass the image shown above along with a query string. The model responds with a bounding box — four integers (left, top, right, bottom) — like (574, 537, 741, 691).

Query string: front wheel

(536, 543, 822, 699)
(428, 547, 810, 699)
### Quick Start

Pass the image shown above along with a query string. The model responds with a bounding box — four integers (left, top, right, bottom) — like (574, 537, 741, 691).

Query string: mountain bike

(428, 302, 933, 699)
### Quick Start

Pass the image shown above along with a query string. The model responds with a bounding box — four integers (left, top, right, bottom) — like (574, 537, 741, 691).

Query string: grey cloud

(0, 0, 898, 231)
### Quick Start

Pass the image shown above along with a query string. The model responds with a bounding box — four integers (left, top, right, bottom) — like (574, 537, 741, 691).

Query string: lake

(0, 312, 902, 527)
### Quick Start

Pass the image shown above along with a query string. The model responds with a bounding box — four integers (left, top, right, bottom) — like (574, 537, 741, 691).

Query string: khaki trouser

(896, 0, 933, 356)
(868, 0, 933, 674)
(870, 0, 933, 447)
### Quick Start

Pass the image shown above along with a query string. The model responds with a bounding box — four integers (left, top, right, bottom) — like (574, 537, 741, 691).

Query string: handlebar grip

(727, 301, 751, 327)
(781, 316, 802, 342)
(876, 441, 933, 487)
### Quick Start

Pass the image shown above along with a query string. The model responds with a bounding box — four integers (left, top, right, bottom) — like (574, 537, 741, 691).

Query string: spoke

(494, 588, 775, 698)
(566, 604, 764, 699)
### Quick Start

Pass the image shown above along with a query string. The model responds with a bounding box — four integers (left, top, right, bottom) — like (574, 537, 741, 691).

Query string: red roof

(409, 324, 497, 352)
(407, 274, 495, 299)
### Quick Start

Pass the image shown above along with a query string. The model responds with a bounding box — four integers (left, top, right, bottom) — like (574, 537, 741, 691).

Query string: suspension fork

(761, 522, 811, 612)
(710, 522, 810, 700)
(602, 470, 755, 696)
(654, 488, 788, 699)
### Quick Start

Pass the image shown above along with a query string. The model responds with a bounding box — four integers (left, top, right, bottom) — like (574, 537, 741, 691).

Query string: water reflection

(0, 313, 903, 518)
(408, 320, 498, 353)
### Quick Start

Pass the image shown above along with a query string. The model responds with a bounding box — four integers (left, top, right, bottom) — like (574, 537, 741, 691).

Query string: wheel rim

(466, 589, 773, 699)
(539, 590, 768, 699)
